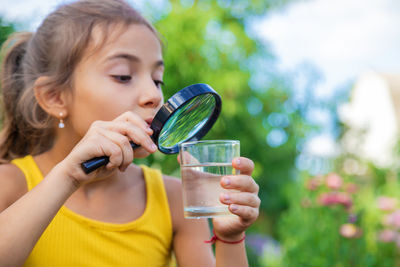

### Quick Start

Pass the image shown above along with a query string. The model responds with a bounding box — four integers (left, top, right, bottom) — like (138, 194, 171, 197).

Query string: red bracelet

(204, 229, 245, 244)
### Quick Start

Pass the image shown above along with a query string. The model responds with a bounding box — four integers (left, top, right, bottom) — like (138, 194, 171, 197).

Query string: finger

(106, 121, 157, 153)
(228, 204, 259, 223)
(115, 111, 153, 135)
(97, 137, 123, 170)
(220, 192, 260, 208)
(232, 157, 254, 176)
(100, 130, 133, 171)
(178, 151, 201, 165)
(221, 175, 259, 193)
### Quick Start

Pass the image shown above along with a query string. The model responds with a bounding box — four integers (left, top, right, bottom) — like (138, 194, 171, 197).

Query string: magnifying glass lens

(158, 94, 216, 150)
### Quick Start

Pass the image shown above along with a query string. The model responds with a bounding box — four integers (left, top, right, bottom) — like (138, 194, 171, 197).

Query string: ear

(34, 76, 69, 119)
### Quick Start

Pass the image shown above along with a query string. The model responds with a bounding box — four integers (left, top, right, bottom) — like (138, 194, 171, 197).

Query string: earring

(58, 112, 65, 129)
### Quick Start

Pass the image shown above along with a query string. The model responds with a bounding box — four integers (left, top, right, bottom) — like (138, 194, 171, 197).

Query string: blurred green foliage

(0, 18, 14, 45)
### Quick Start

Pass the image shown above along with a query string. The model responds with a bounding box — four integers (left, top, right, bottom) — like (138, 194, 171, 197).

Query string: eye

(154, 80, 164, 88)
(111, 75, 132, 83)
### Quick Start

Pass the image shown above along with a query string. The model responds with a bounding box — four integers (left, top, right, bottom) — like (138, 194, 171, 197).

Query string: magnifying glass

(81, 83, 221, 174)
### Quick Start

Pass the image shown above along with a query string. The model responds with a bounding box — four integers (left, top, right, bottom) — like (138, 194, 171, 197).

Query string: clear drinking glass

(179, 140, 240, 218)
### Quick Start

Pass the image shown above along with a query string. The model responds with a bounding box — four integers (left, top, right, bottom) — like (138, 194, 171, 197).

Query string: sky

(256, 0, 400, 161)
(1, 0, 399, 164)
(259, 0, 400, 99)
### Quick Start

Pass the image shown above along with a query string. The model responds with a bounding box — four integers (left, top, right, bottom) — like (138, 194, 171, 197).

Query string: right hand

(57, 111, 157, 186)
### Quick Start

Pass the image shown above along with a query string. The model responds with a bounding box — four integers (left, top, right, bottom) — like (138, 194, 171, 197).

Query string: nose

(138, 78, 163, 108)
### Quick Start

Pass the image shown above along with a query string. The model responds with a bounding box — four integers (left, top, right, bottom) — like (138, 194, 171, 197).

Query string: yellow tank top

(12, 155, 173, 267)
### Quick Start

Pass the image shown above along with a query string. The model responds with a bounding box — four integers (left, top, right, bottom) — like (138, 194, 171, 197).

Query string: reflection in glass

(158, 94, 216, 149)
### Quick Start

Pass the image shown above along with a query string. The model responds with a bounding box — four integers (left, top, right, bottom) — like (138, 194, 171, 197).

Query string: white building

(339, 71, 400, 167)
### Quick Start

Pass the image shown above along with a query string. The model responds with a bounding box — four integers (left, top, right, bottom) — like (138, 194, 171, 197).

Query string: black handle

(81, 141, 140, 174)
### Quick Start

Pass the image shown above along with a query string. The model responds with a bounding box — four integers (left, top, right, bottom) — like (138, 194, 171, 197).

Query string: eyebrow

(105, 53, 164, 68)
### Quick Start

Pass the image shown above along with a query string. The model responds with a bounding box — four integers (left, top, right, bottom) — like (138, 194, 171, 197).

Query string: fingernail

(151, 144, 157, 151)
(230, 204, 238, 211)
(223, 178, 231, 186)
(224, 193, 230, 201)
(236, 158, 241, 166)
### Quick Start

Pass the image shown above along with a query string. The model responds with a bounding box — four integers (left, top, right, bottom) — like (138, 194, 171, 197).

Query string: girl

(0, 0, 260, 266)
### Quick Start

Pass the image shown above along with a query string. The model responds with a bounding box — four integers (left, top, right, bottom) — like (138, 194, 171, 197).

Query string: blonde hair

(0, 0, 159, 161)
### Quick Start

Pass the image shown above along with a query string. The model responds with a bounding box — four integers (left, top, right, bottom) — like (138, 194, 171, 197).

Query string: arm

(166, 157, 260, 267)
(0, 163, 78, 267)
(164, 176, 215, 267)
(213, 157, 260, 267)
(0, 111, 157, 266)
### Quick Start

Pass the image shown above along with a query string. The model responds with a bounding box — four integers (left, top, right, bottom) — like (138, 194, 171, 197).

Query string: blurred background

(1, 0, 400, 266)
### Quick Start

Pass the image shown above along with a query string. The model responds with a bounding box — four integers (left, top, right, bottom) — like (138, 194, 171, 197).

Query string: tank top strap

(140, 164, 172, 232)
(141, 164, 165, 197)
(11, 155, 44, 191)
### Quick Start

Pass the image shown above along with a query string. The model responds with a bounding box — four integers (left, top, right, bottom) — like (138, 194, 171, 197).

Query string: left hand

(212, 157, 260, 242)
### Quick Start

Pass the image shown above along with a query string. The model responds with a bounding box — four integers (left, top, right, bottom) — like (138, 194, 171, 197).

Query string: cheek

(68, 91, 114, 136)
(73, 79, 125, 118)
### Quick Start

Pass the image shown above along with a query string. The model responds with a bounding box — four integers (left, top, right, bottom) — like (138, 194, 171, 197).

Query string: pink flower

(377, 197, 397, 211)
(325, 173, 343, 190)
(306, 176, 323, 191)
(378, 229, 397, 242)
(318, 193, 335, 205)
(318, 192, 352, 208)
(384, 210, 400, 228)
(337, 193, 353, 208)
(340, 224, 361, 238)
(345, 183, 358, 194)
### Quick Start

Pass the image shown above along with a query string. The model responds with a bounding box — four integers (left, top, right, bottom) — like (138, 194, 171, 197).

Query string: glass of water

(179, 140, 240, 219)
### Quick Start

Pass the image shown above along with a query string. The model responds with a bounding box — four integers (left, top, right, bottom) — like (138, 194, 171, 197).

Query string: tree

(0, 18, 14, 46)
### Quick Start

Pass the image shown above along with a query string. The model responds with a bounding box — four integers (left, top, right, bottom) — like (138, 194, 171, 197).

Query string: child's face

(68, 23, 164, 139)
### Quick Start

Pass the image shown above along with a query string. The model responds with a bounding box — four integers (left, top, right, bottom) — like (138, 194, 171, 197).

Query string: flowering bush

(275, 168, 400, 267)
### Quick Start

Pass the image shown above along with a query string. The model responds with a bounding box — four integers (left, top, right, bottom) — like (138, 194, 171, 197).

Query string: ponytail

(0, 32, 52, 162)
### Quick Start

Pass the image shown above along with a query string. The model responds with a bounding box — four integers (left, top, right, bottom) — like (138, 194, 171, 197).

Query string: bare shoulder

(0, 163, 27, 212)
(163, 175, 183, 208)
(163, 175, 182, 195)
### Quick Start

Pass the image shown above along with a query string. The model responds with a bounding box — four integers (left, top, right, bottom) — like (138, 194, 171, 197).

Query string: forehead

(84, 23, 163, 63)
